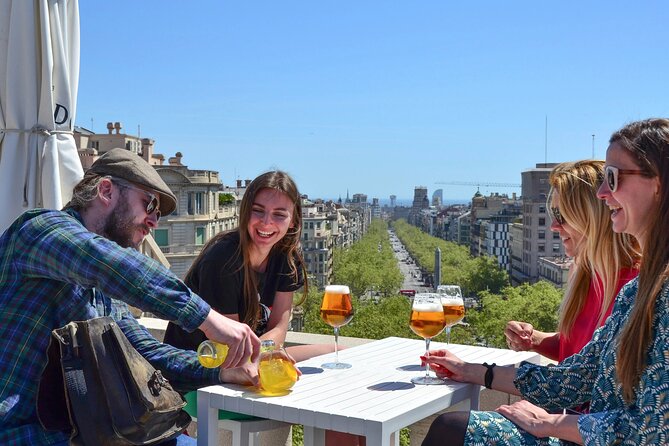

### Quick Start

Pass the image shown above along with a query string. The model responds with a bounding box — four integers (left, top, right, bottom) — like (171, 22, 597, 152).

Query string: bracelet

(482, 362, 496, 389)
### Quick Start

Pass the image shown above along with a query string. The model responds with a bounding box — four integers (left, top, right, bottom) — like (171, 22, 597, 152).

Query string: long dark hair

(611, 119, 669, 403)
(185, 171, 306, 330)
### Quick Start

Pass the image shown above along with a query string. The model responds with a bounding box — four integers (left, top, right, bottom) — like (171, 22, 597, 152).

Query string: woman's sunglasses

(114, 179, 161, 220)
(550, 207, 565, 226)
(605, 165, 647, 193)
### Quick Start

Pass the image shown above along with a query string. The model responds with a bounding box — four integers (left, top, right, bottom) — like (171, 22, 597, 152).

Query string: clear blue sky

(76, 1, 669, 202)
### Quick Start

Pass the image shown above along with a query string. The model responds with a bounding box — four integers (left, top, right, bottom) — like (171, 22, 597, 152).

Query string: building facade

(511, 163, 564, 285)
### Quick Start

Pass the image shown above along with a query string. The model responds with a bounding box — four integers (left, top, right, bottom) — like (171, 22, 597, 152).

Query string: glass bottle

(257, 340, 298, 395)
(197, 340, 229, 368)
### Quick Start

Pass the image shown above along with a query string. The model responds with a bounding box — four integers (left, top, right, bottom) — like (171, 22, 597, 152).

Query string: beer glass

(438, 285, 465, 344)
(320, 285, 354, 369)
(409, 293, 446, 385)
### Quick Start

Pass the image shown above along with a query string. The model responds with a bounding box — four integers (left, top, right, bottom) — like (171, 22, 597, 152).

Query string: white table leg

(468, 385, 482, 410)
(303, 426, 326, 446)
(365, 431, 394, 446)
(197, 389, 219, 446)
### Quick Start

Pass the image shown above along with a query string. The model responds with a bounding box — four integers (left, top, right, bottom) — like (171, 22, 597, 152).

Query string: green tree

(463, 256, 509, 295)
(333, 220, 403, 297)
(218, 193, 235, 206)
(391, 219, 509, 297)
(466, 281, 563, 348)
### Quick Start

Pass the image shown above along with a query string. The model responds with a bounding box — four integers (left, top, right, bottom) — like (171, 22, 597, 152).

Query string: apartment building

(509, 220, 524, 284)
(75, 124, 238, 279)
(538, 256, 572, 288)
(153, 155, 236, 278)
(469, 192, 521, 262)
(408, 186, 429, 225)
(511, 163, 565, 285)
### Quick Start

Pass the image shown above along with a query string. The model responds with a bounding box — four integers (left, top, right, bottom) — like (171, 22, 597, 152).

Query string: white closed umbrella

(0, 0, 83, 232)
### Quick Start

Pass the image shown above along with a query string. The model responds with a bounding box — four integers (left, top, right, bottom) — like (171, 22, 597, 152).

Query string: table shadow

(297, 366, 324, 375)
(396, 364, 423, 372)
(367, 382, 415, 391)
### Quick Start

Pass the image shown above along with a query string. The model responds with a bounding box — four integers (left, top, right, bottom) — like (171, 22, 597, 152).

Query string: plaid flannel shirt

(0, 209, 220, 445)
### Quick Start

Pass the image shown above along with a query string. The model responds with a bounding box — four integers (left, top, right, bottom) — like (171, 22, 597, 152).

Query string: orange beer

(320, 285, 354, 328)
(440, 297, 465, 328)
(410, 300, 446, 339)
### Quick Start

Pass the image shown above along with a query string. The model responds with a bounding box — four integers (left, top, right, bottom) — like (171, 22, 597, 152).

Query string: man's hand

(219, 361, 260, 387)
(199, 309, 260, 368)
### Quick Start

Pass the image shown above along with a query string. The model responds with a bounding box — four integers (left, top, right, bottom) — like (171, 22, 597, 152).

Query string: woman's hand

(495, 400, 556, 438)
(420, 349, 467, 381)
(505, 321, 534, 351)
(496, 401, 583, 443)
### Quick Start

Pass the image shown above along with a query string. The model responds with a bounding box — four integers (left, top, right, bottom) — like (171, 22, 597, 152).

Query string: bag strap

(58, 321, 108, 446)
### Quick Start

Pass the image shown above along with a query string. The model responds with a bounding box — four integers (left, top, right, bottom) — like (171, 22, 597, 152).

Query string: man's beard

(103, 192, 148, 250)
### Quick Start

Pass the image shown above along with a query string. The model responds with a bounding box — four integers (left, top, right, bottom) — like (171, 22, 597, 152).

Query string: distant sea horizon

(320, 197, 470, 207)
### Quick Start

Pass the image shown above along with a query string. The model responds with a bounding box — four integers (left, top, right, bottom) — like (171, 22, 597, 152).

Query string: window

(538, 218, 545, 226)
(553, 243, 561, 253)
(316, 222, 321, 229)
(538, 244, 545, 253)
(154, 229, 168, 247)
(195, 227, 205, 246)
(538, 205, 546, 214)
(538, 231, 545, 239)
(553, 232, 560, 240)
(188, 192, 205, 215)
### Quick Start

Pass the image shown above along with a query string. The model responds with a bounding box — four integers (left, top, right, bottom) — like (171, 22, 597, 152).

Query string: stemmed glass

(437, 285, 465, 344)
(409, 293, 446, 385)
(320, 285, 354, 369)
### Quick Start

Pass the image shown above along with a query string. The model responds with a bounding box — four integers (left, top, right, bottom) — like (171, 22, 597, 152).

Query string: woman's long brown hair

(185, 171, 306, 330)
(611, 119, 669, 403)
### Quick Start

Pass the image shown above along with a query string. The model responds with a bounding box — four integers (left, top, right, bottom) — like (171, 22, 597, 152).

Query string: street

(388, 229, 432, 293)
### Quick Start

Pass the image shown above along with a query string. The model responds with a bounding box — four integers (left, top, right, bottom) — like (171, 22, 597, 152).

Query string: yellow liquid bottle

(258, 340, 298, 395)
(197, 340, 229, 368)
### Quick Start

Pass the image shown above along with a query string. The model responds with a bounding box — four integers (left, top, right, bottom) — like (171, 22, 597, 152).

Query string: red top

(558, 267, 638, 362)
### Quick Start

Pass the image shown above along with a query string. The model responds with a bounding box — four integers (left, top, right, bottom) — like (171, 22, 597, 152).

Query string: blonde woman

(421, 119, 669, 445)
(505, 160, 639, 362)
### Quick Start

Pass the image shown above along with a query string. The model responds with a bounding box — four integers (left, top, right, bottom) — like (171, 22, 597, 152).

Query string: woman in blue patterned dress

(421, 118, 669, 446)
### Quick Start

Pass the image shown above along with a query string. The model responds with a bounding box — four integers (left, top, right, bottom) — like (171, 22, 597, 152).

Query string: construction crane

(435, 181, 520, 188)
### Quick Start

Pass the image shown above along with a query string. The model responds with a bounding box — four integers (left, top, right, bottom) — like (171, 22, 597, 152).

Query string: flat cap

(89, 148, 177, 215)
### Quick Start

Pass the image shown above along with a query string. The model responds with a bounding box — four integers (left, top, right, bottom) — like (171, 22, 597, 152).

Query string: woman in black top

(165, 170, 334, 381)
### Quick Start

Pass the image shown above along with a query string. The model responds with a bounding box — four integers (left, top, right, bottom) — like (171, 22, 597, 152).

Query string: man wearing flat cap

(0, 148, 260, 445)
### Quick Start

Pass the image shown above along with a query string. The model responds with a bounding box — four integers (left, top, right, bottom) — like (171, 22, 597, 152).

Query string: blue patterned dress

(464, 278, 669, 445)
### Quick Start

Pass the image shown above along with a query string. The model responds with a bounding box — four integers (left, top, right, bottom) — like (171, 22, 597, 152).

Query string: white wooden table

(197, 337, 540, 446)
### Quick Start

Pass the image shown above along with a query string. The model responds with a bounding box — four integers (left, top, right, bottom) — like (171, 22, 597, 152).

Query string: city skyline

(75, 1, 669, 200)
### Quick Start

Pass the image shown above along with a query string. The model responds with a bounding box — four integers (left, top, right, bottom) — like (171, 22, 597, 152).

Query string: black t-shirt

(164, 232, 303, 351)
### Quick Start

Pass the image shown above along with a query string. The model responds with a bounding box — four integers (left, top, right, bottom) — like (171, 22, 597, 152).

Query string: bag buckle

(148, 370, 167, 396)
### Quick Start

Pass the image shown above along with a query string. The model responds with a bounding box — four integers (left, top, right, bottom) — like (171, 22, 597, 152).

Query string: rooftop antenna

(138, 124, 141, 138)
(592, 134, 595, 158)
(90, 118, 94, 132)
(544, 115, 548, 163)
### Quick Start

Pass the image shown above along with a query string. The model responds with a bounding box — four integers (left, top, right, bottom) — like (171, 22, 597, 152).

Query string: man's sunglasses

(550, 207, 565, 226)
(605, 165, 647, 193)
(114, 179, 161, 220)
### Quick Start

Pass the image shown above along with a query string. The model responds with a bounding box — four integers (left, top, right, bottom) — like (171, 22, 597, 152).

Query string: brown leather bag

(37, 317, 190, 445)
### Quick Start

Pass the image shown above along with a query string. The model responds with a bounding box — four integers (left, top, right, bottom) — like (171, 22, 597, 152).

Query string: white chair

(191, 415, 290, 446)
